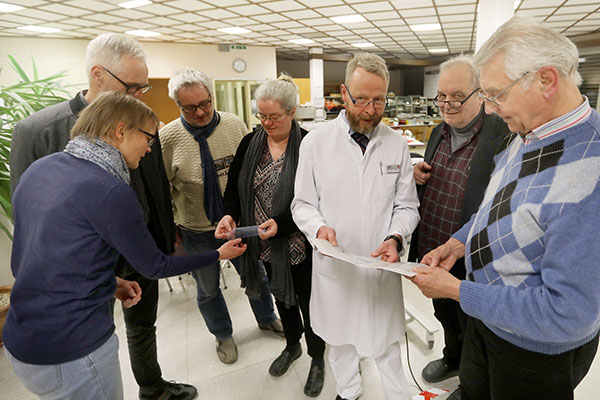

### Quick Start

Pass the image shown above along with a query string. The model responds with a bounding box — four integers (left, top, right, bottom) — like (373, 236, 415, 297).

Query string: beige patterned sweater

(159, 112, 247, 232)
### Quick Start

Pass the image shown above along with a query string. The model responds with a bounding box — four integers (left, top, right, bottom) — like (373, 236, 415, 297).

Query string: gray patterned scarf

(64, 136, 130, 184)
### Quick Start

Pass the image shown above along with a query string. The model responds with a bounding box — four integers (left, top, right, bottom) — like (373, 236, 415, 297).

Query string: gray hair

(168, 68, 213, 104)
(85, 33, 146, 78)
(345, 53, 389, 88)
(473, 16, 581, 88)
(254, 73, 298, 113)
(439, 54, 479, 90)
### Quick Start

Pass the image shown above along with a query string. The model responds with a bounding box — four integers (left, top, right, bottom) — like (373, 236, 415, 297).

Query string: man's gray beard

(347, 109, 382, 134)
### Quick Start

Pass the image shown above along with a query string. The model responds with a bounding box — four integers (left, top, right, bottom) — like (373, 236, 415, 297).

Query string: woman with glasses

(215, 74, 326, 397)
(3, 91, 246, 400)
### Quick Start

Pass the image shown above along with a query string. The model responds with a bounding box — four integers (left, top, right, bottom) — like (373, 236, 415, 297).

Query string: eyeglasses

(138, 128, 157, 147)
(479, 71, 530, 107)
(102, 66, 152, 95)
(433, 87, 480, 109)
(255, 112, 287, 123)
(179, 98, 213, 114)
(345, 85, 387, 109)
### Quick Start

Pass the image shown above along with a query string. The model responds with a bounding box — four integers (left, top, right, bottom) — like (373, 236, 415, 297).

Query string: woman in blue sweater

(3, 91, 246, 400)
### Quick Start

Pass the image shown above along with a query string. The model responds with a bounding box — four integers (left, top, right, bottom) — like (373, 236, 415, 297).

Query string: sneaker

(259, 318, 285, 338)
(216, 336, 238, 364)
(421, 358, 459, 383)
(139, 379, 198, 400)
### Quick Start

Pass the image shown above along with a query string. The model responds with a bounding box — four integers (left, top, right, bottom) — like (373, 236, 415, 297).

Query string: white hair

(254, 73, 298, 113)
(85, 33, 146, 78)
(439, 54, 479, 90)
(167, 68, 213, 104)
(473, 16, 581, 88)
(345, 53, 389, 88)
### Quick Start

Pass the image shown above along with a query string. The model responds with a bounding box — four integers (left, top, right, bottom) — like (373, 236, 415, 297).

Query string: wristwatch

(384, 235, 403, 253)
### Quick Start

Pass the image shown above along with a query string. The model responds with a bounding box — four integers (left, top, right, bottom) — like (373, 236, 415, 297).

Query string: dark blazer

(224, 126, 308, 240)
(9, 91, 175, 254)
(408, 111, 510, 279)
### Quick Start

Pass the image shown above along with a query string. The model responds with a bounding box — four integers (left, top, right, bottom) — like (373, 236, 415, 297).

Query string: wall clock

(233, 58, 247, 73)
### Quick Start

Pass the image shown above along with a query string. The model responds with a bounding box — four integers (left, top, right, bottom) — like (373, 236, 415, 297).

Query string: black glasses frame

(344, 85, 388, 109)
(179, 98, 213, 114)
(102, 66, 152, 94)
(433, 87, 480, 109)
(138, 128, 157, 147)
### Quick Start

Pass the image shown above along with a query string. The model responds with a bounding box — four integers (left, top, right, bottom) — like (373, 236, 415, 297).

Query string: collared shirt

(523, 96, 591, 145)
(340, 110, 372, 139)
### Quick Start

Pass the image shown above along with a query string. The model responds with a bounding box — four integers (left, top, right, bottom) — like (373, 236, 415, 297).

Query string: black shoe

(447, 387, 461, 400)
(268, 345, 302, 377)
(139, 379, 198, 400)
(304, 360, 325, 397)
(421, 358, 459, 383)
(335, 396, 350, 400)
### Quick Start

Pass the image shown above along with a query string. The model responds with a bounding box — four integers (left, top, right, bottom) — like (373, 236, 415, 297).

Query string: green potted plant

(0, 55, 71, 239)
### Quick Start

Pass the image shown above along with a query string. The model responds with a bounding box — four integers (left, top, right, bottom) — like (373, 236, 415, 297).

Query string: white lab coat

(292, 113, 420, 357)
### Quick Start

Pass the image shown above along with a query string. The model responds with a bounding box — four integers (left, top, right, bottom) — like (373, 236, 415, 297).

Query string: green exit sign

(231, 45, 247, 50)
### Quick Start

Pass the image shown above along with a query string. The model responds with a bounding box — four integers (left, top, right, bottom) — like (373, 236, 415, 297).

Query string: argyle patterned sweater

(454, 109, 600, 355)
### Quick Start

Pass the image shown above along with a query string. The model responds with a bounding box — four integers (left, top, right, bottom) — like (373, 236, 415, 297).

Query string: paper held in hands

(311, 238, 424, 277)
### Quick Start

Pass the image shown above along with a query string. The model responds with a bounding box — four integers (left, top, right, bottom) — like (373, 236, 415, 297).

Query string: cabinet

(324, 96, 345, 119)
(394, 96, 429, 118)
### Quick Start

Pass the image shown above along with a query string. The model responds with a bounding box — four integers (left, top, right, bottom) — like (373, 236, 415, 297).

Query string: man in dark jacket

(408, 55, 509, 398)
(10, 33, 196, 400)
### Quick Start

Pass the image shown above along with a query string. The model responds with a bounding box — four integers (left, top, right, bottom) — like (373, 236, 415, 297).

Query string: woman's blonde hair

(70, 91, 159, 141)
(254, 73, 298, 113)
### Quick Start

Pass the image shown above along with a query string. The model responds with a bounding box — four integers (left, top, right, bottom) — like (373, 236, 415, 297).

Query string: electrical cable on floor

(405, 331, 423, 393)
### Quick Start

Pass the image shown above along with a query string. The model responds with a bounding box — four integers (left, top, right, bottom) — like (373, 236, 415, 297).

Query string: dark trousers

(115, 261, 162, 389)
(263, 256, 326, 360)
(460, 317, 599, 400)
(432, 298, 467, 368)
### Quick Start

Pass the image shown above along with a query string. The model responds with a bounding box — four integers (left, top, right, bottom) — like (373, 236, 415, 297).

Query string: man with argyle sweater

(410, 16, 600, 400)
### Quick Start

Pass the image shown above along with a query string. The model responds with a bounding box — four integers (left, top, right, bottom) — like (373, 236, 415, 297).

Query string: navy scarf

(180, 112, 224, 224)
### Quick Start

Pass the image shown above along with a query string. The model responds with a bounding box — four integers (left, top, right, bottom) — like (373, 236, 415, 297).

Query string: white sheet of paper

(311, 238, 423, 277)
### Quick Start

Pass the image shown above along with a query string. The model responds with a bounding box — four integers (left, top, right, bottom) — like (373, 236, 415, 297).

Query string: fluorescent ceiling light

(353, 42, 375, 48)
(578, 57, 586, 63)
(126, 29, 161, 37)
(289, 38, 315, 45)
(119, 0, 151, 8)
(18, 25, 61, 33)
(429, 48, 448, 53)
(411, 23, 441, 32)
(0, 2, 23, 12)
(331, 14, 366, 24)
(218, 27, 251, 35)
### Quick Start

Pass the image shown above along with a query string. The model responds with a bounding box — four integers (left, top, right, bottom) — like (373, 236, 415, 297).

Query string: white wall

(0, 37, 277, 92)
(0, 37, 277, 286)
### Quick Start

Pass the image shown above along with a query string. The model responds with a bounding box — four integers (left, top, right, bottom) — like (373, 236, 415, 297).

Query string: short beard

(346, 109, 382, 134)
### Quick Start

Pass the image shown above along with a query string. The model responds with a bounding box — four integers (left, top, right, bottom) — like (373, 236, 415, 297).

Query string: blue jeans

(5, 333, 123, 400)
(180, 229, 277, 340)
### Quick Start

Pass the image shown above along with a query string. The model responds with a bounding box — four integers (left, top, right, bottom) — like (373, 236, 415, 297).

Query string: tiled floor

(1, 261, 599, 400)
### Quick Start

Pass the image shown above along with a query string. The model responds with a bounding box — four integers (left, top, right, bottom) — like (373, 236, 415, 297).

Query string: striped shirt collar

(340, 110, 372, 139)
(523, 96, 591, 144)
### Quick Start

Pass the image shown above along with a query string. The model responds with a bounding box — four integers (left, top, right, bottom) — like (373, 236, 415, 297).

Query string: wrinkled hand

(408, 266, 461, 301)
(215, 215, 237, 240)
(114, 277, 142, 309)
(413, 161, 432, 185)
(258, 218, 278, 240)
(371, 238, 400, 263)
(217, 238, 247, 260)
(421, 238, 465, 272)
(317, 225, 337, 246)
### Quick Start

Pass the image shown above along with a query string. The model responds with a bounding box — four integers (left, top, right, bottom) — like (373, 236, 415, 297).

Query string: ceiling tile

(153, 26, 181, 34)
(62, 1, 117, 12)
(437, 4, 477, 14)
(252, 14, 289, 22)
(282, 9, 320, 19)
(363, 11, 400, 21)
(162, 0, 215, 11)
(199, 8, 238, 18)
(434, 0, 476, 5)
(106, 8, 154, 19)
(301, 17, 333, 26)
(134, 4, 183, 15)
(123, 20, 157, 29)
(554, 4, 599, 14)
(96, 24, 128, 32)
(404, 16, 440, 24)
(440, 14, 472, 22)
(262, 1, 306, 12)
(83, 13, 126, 23)
(390, 0, 433, 8)
(352, 2, 393, 12)
(0, 14, 46, 24)
(244, 24, 277, 31)
(146, 16, 191, 25)
(198, 20, 230, 28)
(272, 20, 304, 28)
(13, 8, 65, 21)
(61, 17, 103, 27)
(398, 8, 435, 18)
(225, 16, 256, 25)
(287, 26, 317, 33)
(519, 0, 564, 6)
(377, 20, 409, 28)
(37, 3, 91, 16)
(203, 0, 249, 5)
(298, 0, 343, 6)
(352, 28, 381, 34)
(314, 5, 356, 16)
(226, 4, 270, 15)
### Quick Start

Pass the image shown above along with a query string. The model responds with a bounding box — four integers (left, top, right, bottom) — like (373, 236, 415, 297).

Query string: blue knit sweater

(454, 110, 600, 355)
(5, 152, 219, 365)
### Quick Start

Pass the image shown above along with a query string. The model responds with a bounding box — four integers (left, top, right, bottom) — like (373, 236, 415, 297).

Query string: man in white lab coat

(291, 53, 420, 400)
